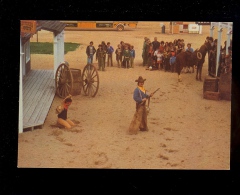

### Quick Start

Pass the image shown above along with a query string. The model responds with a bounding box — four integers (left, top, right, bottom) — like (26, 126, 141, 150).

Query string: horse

(195, 41, 212, 81)
(175, 50, 197, 82)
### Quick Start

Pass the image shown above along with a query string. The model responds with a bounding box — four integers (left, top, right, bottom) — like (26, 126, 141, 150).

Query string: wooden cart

(55, 61, 99, 98)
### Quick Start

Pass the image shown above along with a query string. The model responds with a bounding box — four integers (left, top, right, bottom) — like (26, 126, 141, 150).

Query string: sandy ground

(18, 22, 231, 169)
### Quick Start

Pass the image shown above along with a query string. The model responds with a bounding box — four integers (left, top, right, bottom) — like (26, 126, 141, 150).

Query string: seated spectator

(186, 43, 194, 53)
(170, 50, 176, 73)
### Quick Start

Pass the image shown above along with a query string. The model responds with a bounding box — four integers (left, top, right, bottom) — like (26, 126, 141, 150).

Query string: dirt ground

(18, 22, 231, 169)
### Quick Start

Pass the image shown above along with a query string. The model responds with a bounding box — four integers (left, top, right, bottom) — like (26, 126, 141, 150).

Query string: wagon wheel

(82, 64, 99, 97)
(55, 62, 73, 98)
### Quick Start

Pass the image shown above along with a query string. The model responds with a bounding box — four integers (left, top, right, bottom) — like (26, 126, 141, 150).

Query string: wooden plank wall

(23, 70, 55, 130)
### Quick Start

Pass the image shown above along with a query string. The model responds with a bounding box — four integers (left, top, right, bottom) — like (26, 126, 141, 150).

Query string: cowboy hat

(56, 105, 63, 114)
(135, 76, 146, 83)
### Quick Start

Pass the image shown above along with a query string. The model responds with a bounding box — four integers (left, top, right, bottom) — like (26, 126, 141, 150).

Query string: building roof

(37, 20, 66, 35)
(21, 20, 66, 41)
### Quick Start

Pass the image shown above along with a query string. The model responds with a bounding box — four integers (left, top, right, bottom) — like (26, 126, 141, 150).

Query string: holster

(136, 102, 145, 110)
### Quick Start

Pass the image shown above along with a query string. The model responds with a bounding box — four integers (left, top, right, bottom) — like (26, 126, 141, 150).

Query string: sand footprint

(150, 121, 159, 125)
(94, 152, 108, 166)
(157, 154, 169, 160)
(63, 128, 83, 133)
(166, 162, 179, 167)
(149, 118, 159, 125)
(165, 149, 178, 153)
(159, 143, 167, 147)
(163, 127, 178, 131)
(49, 129, 74, 146)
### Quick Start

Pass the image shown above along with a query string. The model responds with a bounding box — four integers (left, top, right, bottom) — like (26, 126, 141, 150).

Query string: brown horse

(195, 42, 212, 81)
(175, 50, 198, 82)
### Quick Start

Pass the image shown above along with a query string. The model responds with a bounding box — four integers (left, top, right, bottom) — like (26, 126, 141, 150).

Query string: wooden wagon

(55, 61, 99, 98)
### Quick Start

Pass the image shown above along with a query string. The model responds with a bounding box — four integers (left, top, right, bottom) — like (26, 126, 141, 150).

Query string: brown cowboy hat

(56, 105, 63, 114)
(135, 76, 146, 83)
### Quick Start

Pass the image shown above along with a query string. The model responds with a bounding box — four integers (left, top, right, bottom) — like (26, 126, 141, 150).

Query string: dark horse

(195, 41, 212, 81)
(175, 50, 199, 82)
(175, 41, 211, 82)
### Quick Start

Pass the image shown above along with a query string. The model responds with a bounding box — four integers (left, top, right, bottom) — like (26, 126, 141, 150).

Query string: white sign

(188, 24, 199, 33)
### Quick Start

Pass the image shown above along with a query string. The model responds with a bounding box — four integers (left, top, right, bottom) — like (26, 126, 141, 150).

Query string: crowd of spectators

(142, 37, 187, 72)
(86, 41, 135, 71)
(86, 36, 232, 76)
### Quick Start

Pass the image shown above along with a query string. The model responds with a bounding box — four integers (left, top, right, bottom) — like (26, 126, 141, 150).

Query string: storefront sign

(21, 20, 36, 34)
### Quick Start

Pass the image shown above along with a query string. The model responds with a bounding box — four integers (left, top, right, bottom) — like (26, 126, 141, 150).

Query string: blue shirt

(169, 56, 176, 65)
(186, 48, 194, 53)
(133, 87, 149, 103)
(130, 49, 135, 58)
(107, 46, 114, 54)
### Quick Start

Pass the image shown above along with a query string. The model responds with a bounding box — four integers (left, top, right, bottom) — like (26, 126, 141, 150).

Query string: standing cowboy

(128, 76, 154, 134)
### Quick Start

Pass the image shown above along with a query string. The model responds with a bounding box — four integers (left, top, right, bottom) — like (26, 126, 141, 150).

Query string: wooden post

(199, 25, 202, 34)
(211, 22, 233, 76)
(226, 23, 232, 55)
(53, 34, 58, 79)
(210, 25, 214, 38)
(19, 37, 23, 133)
(60, 31, 65, 64)
(57, 33, 61, 67)
(216, 24, 223, 76)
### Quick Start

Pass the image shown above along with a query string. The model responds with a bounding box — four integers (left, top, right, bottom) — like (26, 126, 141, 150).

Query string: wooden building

(19, 20, 66, 133)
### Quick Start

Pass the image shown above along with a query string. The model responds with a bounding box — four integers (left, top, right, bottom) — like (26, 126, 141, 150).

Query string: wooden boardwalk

(23, 70, 55, 130)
